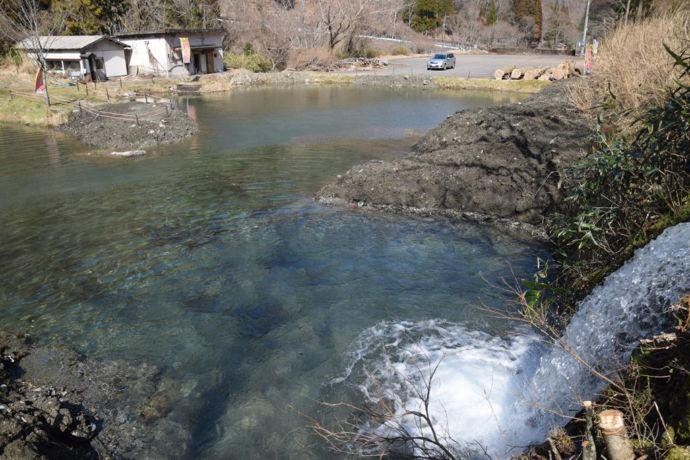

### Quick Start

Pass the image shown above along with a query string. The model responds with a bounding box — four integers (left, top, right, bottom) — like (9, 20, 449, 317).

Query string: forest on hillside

(0, 0, 676, 69)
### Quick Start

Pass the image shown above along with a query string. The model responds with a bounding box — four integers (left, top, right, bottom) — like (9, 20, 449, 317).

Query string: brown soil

(316, 81, 593, 226)
(59, 101, 198, 151)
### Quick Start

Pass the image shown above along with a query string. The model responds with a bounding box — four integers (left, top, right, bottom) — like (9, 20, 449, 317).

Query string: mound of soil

(60, 101, 198, 151)
(316, 82, 593, 225)
(0, 332, 191, 459)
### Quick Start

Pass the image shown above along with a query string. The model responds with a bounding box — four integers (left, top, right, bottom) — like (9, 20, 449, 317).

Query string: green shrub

(391, 46, 411, 56)
(548, 45, 690, 303)
(224, 51, 272, 73)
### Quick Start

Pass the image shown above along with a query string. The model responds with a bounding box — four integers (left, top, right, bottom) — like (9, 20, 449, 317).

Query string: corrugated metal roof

(15, 35, 127, 50)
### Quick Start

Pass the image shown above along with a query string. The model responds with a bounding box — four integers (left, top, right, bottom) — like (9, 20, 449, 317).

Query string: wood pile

(495, 60, 581, 81)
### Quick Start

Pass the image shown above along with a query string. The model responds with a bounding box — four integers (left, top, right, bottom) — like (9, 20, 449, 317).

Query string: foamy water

(339, 223, 690, 458)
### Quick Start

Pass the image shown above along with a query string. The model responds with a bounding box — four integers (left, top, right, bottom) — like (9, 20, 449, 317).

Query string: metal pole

(581, 0, 592, 48)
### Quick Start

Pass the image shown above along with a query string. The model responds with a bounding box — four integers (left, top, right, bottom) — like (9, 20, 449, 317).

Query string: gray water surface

(0, 86, 538, 459)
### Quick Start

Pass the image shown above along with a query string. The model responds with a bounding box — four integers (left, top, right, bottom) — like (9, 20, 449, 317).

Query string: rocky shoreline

(0, 332, 190, 459)
(316, 81, 593, 227)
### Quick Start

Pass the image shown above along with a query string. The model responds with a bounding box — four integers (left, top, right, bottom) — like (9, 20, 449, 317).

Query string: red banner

(34, 67, 45, 93)
(585, 44, 594, 75)
(180, 37, 191, 64)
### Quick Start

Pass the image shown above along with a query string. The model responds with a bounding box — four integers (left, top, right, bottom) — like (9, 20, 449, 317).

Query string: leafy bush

(224, 49, 273, 73)
(549, 45, 690, 302)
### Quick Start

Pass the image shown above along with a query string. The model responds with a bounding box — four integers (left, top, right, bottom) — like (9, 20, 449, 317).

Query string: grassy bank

(523, 8, 690, 459)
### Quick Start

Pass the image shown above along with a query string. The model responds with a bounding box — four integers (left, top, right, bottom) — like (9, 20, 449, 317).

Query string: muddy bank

(316, 82, 593, 226)
(0, 332, 194, 459)
(60, 101, 197, 151)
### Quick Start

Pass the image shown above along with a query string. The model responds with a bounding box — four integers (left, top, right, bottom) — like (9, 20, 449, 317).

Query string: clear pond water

(0, 86, 540, 458)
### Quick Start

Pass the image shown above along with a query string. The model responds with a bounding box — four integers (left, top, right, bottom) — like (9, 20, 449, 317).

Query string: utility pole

(581, 0, 592, 52)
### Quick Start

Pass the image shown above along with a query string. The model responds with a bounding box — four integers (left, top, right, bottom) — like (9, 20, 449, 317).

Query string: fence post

(9, 91, 13, 101)
(135, 114, 140, 126)
(119, 78, 123, 90)
(85, 84, 89, 97)
(145, 92, 148, 104)
(76, 82, 80, 93)
(78, 101, 82, 113)
(165, 104, 169, 116)
(106, 88, 110, 102)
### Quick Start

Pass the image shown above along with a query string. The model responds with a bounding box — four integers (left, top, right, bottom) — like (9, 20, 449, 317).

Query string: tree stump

(598, 409, 635, 460)
(510, 68, 524, 79)
(494, 66, 515, 80)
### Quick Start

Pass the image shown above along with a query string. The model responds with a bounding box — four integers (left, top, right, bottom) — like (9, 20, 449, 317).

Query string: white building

(115, 29, 224, 77)
(15, 35, 129, 80)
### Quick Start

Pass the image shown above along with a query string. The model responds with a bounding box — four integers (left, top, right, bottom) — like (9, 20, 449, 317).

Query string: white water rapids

(337, 223, 690, 458)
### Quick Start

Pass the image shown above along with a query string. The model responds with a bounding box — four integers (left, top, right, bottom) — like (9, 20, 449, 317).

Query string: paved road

(372, 54, 581, 78)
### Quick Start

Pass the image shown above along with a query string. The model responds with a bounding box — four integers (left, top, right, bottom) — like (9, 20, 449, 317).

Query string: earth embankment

(59, 101, 197, 151)
(316, 82, 593, 225)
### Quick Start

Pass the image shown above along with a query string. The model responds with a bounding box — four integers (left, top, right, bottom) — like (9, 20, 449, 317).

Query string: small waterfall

(339, 222, 690, 458)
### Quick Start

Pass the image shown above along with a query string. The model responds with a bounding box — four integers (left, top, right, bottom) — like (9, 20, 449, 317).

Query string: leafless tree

(0, 0, 65, 107)
(303, 360, 488, 460)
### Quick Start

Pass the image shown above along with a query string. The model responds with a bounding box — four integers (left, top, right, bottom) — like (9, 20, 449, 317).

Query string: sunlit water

(0, 86, 540, 459)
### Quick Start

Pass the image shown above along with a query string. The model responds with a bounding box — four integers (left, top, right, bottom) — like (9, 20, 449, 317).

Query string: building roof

(15, 35, 127, 51)
(115, 29, 224, 38)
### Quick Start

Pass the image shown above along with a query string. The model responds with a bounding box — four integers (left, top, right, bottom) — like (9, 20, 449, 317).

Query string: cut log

(523, 67, 546, 80)
(538, 73, 552, 81)
(557, 60, 575, 78)
(494, 66, 515, 80)
(510, 68, 524, 80)
(551, 67, 568, 80)
(598, 409, 635, 460)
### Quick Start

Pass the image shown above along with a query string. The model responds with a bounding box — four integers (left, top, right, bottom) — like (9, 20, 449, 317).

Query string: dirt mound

(60, 101, 198, 151)
(316, 82, 593, 225)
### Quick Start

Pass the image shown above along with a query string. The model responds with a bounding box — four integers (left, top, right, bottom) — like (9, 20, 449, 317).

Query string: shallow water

(0, 85, 539, 458)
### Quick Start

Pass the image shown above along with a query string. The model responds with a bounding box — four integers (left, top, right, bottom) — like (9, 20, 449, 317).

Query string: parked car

(427, 53, 456, 70)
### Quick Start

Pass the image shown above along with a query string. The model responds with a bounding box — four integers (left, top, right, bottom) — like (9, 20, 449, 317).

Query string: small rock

(110, 150, 146, 157)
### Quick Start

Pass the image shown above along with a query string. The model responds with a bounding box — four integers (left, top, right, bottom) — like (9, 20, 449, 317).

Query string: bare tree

(0, 0, 65, 107)
(306, 361, 471, 460)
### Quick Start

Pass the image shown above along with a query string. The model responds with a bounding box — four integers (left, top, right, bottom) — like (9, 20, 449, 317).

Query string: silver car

(427, 53, 456, 70)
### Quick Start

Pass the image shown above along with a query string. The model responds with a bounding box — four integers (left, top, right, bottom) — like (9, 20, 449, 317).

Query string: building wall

(119, 32, 224, 76)
(89, 40, 128, 77)
(120, 37, 170, 76)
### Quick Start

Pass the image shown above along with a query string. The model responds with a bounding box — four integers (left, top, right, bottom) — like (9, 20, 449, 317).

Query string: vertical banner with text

(180, 37, 191, 64)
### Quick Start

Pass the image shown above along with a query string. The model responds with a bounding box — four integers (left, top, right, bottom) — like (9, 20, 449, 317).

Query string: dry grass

(568, 9, 690, 127)
(287, 48, 336, 70)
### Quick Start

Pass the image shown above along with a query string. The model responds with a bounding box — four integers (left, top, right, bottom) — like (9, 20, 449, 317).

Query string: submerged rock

(316, 82, 592, 225)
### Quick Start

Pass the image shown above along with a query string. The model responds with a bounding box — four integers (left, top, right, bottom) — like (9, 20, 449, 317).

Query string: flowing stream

(0, 86, 538, 459)
(343, 223, 690, 458)
(4, 85, 683, 459)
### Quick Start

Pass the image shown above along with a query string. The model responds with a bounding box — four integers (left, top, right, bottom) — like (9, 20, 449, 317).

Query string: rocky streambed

(0, 332, 191, 459)
(316, 82, 593, 226)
